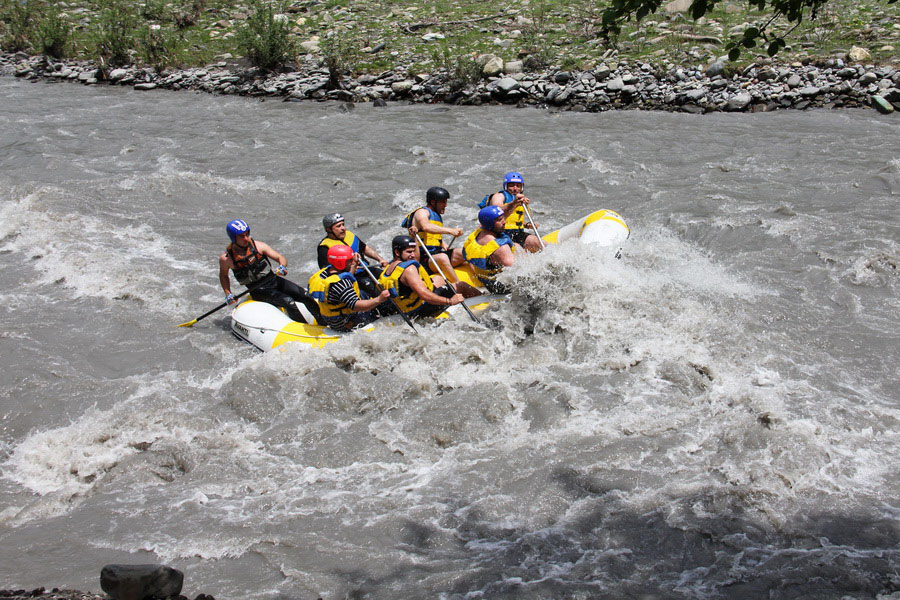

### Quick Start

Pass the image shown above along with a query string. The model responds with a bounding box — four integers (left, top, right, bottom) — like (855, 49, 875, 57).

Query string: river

(1, 77, 898, 599)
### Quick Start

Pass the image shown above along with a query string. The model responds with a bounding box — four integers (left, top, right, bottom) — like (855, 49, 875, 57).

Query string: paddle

(177, 278, 267, 328)
(446, 234, 460, 250)
(358, 261, 417, 333)
(522, 203, 546, 250)
(414, 235, 479, 323)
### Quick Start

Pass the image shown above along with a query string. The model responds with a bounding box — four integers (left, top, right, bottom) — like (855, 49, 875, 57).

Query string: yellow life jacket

(462, 229, 514, 283)
(307, 266, 360, 318)
(479, 190, 525, 230)
(400, 206, 444, 251)
(378, 259, 433, 313)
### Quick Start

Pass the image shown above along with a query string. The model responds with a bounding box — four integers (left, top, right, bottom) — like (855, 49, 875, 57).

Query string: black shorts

(410, 285, 454, 319)
(507, 229, 533, 246)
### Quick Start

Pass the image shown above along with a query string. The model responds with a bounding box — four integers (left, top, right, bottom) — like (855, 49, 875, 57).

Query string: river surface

(1, 77, 898, 600)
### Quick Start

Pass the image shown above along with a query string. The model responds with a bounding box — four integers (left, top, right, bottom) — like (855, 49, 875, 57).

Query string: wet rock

(100, 565, 183, 600)
(871, 95, 895, 114)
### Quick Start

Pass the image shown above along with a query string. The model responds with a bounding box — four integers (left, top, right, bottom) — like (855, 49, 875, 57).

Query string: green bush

(141, 24, 180, 72)
(92, 0, 139, 67)
(235, 0, 295, 72)
(140, 0, 169, 21)
(429, 42, 481, 91)
(0, 0, 36, 52)
(35, 6, 69, 58)
(320, 28, 358, 88)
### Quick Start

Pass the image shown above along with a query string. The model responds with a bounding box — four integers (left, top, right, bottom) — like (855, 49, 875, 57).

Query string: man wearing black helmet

(317, 213, 389, 300)
(400, 186, 465, 282)
(379, 236, 470, 319)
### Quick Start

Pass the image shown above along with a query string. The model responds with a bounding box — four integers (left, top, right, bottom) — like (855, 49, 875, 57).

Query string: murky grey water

(1, 77, 898, 599)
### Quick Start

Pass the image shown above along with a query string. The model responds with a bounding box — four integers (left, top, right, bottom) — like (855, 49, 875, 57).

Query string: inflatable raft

(231, 209, 629, 351)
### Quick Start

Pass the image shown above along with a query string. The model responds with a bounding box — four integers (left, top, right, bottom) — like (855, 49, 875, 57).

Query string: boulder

(605, 77, 624, 92)
(390, 80, 414, 94)
(100, 564, 183, 600)
(481, 56, 504, 77)
(848, 46, 871, 61)
(494, 77, 521, 95)
(725, 91, 752, 111)
(871, 95, 895, 114)
(706, 61, 726, 77)
(504, 60, 524, 75)
(664, 0, 693, 13)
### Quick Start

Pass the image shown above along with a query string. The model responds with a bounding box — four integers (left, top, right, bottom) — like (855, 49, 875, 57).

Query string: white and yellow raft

(231, 209, 628, 351)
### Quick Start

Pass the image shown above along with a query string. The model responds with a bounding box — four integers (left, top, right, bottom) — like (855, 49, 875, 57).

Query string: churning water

(0, 77, 898, 599)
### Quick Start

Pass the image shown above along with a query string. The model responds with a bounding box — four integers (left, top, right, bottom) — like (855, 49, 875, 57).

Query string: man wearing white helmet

(478, 171, 542, 252)
(317, 213, 389, 300)
(219, 219, 319, 323)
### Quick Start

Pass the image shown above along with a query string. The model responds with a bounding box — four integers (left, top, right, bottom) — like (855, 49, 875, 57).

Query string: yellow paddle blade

(177, 319, 198, 328)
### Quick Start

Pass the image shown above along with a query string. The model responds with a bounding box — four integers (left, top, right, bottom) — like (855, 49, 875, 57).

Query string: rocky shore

(3, 50, 898, 114)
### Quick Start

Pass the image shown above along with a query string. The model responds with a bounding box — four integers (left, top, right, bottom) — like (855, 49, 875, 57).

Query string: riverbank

(3, 49, 899, 114)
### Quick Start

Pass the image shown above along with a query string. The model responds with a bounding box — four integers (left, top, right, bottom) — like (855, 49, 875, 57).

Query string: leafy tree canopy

(600, 0, 898, 60)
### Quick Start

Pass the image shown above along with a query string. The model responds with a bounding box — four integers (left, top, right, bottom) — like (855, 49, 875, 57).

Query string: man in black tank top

(219, 219, 319, 324)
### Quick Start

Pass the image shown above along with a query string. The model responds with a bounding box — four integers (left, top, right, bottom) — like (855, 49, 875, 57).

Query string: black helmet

(322, 213, 344, 232)
(425, 186, 450, 205)
(392, 235, 417, 256)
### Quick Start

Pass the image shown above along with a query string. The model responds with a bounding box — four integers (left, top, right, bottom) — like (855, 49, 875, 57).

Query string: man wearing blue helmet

(478, 171, 542, 252)
(219, 219, 319, 324)
(462, 205, 516, 294)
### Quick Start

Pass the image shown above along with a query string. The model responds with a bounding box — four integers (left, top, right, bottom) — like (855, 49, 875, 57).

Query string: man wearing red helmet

(479, 171, 542, 252)
(308, 244, 390, 331)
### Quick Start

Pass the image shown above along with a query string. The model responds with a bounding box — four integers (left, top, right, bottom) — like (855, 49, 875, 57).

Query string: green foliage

(141, 24, 180, 72)
(320, 28, 358, 88)
(599, 0, 894, 58)
(92, 0, 139, 67)
(519, 0, 555, 71)
(235, 0, 295, 72)
(0, 0, 36, 52)
(35, 5, 70, 57)
(428, 42, 481, 91)
(140, 0, 170, 21)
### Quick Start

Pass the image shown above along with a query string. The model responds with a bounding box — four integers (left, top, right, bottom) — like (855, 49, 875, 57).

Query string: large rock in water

(100, 564, 184, 600)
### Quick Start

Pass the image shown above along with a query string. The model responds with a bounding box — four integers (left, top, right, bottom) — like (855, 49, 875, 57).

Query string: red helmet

(327, 245, 354, 271)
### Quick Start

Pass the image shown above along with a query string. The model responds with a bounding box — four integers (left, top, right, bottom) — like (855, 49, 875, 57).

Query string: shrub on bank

(35, 6, 69, 58)
(92, 0, 139, 67)
(235, 0, 295, 72)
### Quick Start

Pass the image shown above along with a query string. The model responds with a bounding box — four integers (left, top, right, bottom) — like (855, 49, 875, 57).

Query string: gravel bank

(3, 50, 898, 114)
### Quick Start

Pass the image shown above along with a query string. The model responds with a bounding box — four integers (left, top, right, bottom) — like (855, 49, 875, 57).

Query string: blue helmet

(478, 205, 504, 230)
(503, 171, 524, 190)
(226, 219, 250, 242)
